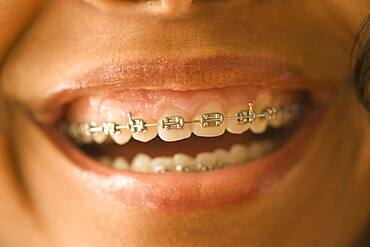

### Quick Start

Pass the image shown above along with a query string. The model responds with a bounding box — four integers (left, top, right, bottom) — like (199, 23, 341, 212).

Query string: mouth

(34, 56, 326, 211)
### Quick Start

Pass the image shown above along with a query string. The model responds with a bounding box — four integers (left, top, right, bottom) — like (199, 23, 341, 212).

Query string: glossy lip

(36, 55, 329, 123)
(47, 103, 322, 212)
(72, 56, 300, 91)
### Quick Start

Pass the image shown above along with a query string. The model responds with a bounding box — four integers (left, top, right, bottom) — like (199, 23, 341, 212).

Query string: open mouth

(31, 56, 326, 210)
(63, 87, 306, 174)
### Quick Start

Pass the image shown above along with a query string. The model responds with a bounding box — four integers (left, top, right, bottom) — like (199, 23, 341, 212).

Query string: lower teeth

(95, 141, 275, 173)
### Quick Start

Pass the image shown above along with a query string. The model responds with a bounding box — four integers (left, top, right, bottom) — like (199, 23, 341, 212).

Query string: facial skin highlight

(0, 1, 369, 246)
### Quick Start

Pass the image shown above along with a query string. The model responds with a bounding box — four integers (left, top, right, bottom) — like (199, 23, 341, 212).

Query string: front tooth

(213, 149, 234, 168)
(131, 118, 158, 142)
(151, 157, 175, 173)
(196, 152, 217, 171)
(226, 103, 250, 134)
(158, 108, 192, 142)
(131, 153, 152, 172)
(101, 108, 131, 144)
(192, 101, 225, 137)
(250, 91, 272, 134)
(173, 153, 196, 172)
(230, 144, 249, 164)
(112, 157, 130, 170)
(111, 129, 131, 145)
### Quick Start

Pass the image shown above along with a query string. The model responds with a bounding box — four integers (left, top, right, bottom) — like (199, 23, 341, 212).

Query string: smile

(64, 90, 303, 173)
(35, 56, 326, 211)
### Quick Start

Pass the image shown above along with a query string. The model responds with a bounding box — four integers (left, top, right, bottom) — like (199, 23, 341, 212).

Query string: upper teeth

(65, 102, 300, 144)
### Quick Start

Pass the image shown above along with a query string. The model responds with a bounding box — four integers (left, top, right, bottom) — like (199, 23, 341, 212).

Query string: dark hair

(351, 14, 370, 246)
(351, 14, 370, 113)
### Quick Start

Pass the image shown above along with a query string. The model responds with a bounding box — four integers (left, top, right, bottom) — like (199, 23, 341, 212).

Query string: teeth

(250, 92, 271, 134)
(230, 144, 250, 164)
(71, 123, 93, 143)
(247, 141, 274, 160)
(270, 114, 284, 128)
(277, 103, 299, 127)
(92, 132, 107, 144)
(112, 157, 130, 170)
(192, 101, 225, 137)
(101, 108, 133, 145)
(196, 152, 217, 171)
(268, 93, 284, 128)
(250, 118, 268, 134)
(213, 148, 234, 168)
(95, 139, 278, 173)
(131, 153, 152, 172)
(111, 129, 132, 145)
(151, 157, 175, 173)
(158, 108, 192, 142)
(173, 153, 196, 172)
(226, 103, 250, 134)
(131, 117, 158, 142)
(68, 96, 299, 148)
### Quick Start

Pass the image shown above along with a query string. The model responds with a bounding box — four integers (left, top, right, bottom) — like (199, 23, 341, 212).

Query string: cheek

(0, 0, 41, 59)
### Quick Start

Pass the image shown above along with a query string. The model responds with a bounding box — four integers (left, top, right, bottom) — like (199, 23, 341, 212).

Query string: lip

(73, 55, 303, 91)
(31, 55, 330, 123)
(30, 54, 328, 212)
(47, 102, 322, 212)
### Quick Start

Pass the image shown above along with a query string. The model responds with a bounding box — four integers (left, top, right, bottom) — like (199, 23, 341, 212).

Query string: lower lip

(52, 106, 322, 212)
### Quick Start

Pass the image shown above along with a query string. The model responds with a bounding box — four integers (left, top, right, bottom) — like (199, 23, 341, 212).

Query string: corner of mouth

(30, 55, 332, 212)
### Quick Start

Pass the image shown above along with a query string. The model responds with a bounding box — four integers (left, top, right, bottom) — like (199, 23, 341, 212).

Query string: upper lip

(73, 55, 304, 91)
(27, 54, 325, 123)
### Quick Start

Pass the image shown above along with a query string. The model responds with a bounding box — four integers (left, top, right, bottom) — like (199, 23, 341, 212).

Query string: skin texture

(0, 0, 370, 246)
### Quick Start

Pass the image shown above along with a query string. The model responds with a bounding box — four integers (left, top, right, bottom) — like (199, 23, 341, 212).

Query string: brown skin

(0, 1, 370, 246)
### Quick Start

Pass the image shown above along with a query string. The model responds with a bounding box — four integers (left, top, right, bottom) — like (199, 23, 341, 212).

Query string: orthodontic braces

(66, 102, 300, 141)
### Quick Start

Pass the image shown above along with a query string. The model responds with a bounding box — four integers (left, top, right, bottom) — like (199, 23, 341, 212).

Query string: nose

(159, 0, 193, 16)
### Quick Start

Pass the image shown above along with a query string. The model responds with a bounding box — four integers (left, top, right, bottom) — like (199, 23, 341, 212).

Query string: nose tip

(160, 0, 193, 16)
